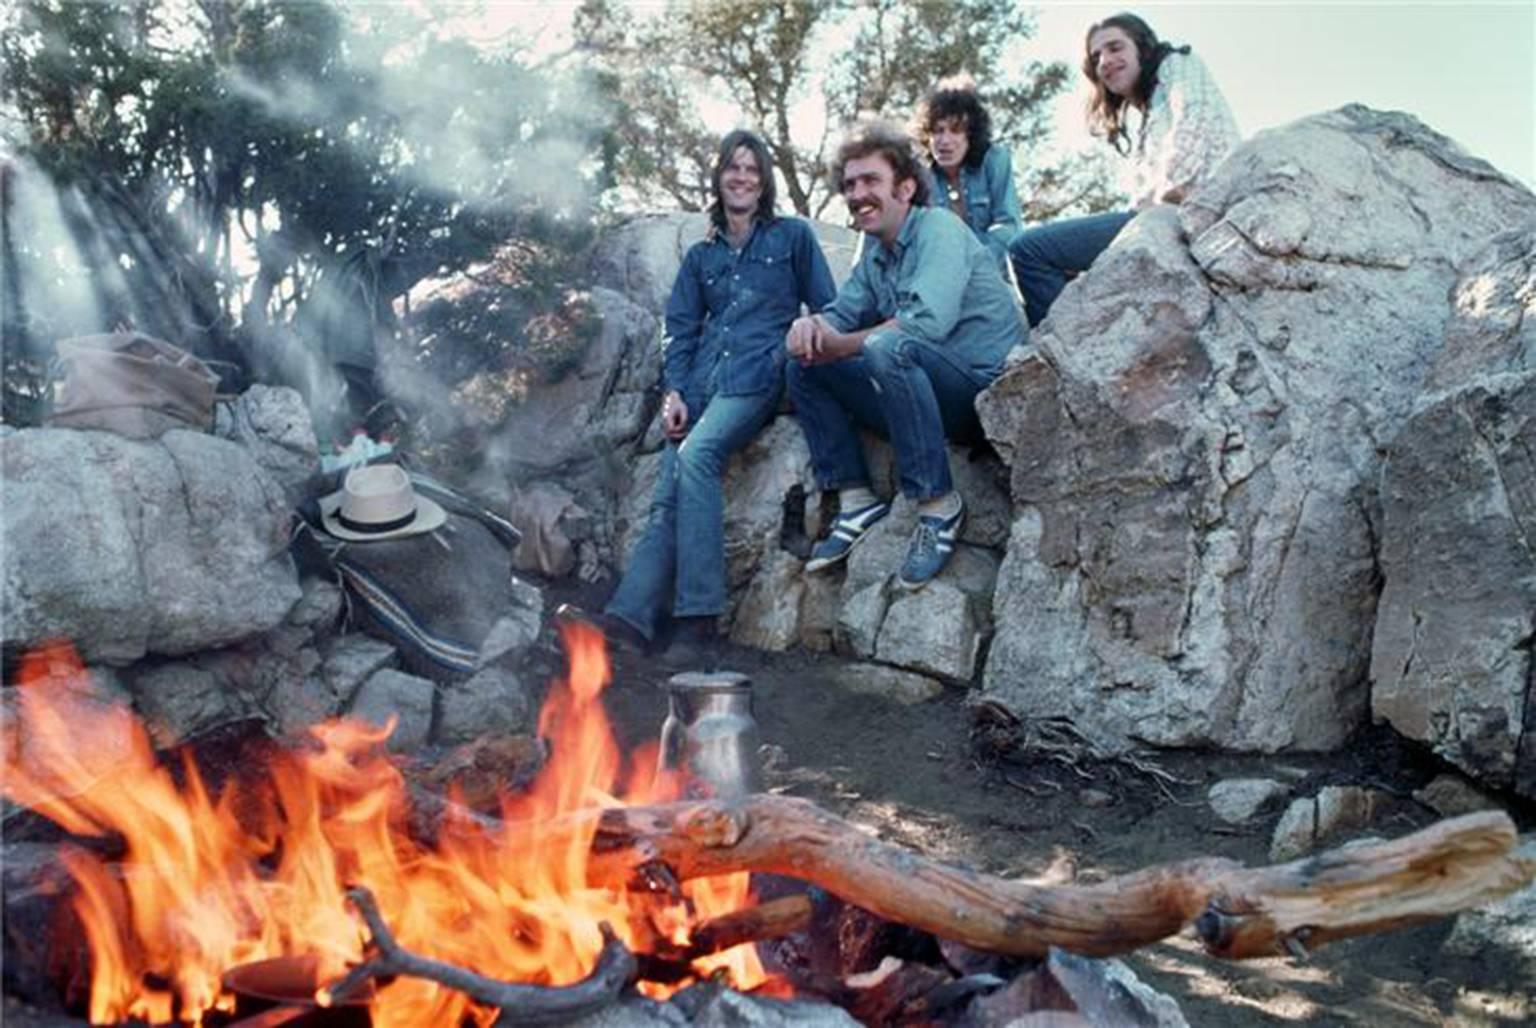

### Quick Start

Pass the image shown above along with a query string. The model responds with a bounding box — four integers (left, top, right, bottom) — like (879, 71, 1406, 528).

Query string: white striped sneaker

(896, 501, 964, 590)
(804, 500, 892, 573)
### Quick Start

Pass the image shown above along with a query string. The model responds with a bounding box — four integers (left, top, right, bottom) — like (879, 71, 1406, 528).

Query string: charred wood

(320, 885, 637, 1025)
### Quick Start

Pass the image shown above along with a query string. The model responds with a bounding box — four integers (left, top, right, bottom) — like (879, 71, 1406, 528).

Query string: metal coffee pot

(657, 671, 762, 800)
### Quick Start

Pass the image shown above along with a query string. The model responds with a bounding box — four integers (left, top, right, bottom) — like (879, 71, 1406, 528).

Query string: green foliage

(1, 0, 605, 431)
(576, 0, 1119, 220)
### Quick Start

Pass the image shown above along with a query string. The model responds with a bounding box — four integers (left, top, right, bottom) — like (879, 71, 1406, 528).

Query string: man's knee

(1009, 226, 1048, 265)
(676, 434, 731, 480)
(861, 330, 916, 375)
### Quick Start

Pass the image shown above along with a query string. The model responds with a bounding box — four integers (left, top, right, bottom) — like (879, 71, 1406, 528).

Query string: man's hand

(789, 315, 898, 366)
(788, 313, 860, 366)
(786, 315, 823, 362)
(661, 389, 689, 440)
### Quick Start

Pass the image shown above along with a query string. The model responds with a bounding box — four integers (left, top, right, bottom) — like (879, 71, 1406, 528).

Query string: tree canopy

(575, 0, 1119, 220)
(1, 0, 602, 432)
(1, 0, 1120, 434)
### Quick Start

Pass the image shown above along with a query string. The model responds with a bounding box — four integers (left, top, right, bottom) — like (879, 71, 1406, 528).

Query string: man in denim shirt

(603, 130, 837, 665)
(917, 80, 1023, 275)
(786, 120, 1026, 590)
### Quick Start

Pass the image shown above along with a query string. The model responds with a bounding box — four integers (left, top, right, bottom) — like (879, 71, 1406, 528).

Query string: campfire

(2, 627, 769, 1026)
(6, 629, 1534, 1026)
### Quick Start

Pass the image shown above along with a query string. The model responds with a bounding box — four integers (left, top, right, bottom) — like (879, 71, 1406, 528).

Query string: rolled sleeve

(894, 214, 969, 343)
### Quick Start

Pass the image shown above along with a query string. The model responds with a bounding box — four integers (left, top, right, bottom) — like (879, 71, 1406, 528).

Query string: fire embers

(1, 627, 768, 1025)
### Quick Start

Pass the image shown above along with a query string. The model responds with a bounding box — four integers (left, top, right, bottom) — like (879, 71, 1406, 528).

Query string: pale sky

(1023, 1, 1534, 184)
(462, 0, 1535, 187)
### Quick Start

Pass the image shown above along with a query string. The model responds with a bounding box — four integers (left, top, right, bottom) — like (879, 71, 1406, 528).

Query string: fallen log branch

(319, 885, 636, 1024)
(545, 795, 1532, 960)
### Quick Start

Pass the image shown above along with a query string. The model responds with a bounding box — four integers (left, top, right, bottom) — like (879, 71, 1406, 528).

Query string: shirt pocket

(737, 239, 797, 314)
(699, 250, 734, 307)
(966, 186, 993, 231)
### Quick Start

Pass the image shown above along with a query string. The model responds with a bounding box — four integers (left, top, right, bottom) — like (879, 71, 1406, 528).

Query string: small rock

(436, 667, 536, 745)
(796, 572, 842, 653)
(130, 661, 255, 748)
(1269, 786, 1382, 861)
(1208, 778, 1290, 824)
(1270, 797, 1318, 862)
(1316, 785, 1381, 838)
(348, 669, 435, 750)
(874, 581, 981, 681)
(1413, 774, 1498, 818)
(1078, 788, 1114, 809)
(288, 577, 345, 633)
(265, 674, 342, 736)
(835, 583, 888, 659)
(322, 634, 398, 704)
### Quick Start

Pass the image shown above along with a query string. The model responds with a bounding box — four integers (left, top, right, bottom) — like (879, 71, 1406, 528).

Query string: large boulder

(977, 106, 1536, 754)
(1371, 226, 1536, 799)
(2, 427, 301, 664)
(1371, 371, 1536, 796)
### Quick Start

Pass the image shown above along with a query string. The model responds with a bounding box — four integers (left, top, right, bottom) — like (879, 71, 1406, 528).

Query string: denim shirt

(663, 216, 837, 414)
(822, 205, 1026, 377)
(926, 144, 1022, 270)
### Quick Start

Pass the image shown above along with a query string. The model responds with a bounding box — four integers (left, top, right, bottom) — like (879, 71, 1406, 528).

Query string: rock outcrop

(976, 106, 1536, 758)
(2, 426, 301, 664)
(1372, 375, 1535, 792)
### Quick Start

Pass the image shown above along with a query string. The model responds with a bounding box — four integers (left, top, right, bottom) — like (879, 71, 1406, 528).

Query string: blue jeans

(786, 331, 994, 501)
(604, 389, 780, 641)
(1008, 210, 1135, 327)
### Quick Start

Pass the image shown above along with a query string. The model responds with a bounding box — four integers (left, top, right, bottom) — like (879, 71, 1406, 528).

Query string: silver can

(658, 671, 762, 800)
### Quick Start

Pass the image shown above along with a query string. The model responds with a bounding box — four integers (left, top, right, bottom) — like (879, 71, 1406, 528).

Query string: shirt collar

(871, 205, 922, 268)
(705, 215, 767, 248)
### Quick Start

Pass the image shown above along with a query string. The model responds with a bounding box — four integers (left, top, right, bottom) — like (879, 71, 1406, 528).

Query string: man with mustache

(786, 119, 1026, 590)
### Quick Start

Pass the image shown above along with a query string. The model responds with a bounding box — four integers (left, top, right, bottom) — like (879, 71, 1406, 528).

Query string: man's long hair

(914, 81, 993, 171)
(830, 119, 932, 208)
(1083, 12, 1191, 156)
(707, 129, 777, 230)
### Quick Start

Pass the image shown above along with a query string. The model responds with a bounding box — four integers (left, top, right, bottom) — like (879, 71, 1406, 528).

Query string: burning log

(557, 795, 1533, 960)
(319, 886, 637, 1024)
(635, 893, 814, 983)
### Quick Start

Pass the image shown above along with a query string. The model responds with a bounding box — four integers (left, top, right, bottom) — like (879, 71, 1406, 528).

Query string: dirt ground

(585, 627, 1536, 1027)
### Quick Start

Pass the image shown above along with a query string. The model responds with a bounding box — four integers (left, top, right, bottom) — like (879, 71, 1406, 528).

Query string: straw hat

(319, 464, 447, 542)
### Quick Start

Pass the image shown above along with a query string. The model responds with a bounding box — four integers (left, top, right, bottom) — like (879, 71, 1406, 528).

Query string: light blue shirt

(821, 205, 1025, 377)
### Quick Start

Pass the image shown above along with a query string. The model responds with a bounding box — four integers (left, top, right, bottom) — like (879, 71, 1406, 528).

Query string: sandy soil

(590, 632, 1536, 1027)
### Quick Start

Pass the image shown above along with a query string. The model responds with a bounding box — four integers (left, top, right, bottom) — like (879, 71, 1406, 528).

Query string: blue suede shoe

(897, 501, 964, 590)
(805, 500, 892, 573)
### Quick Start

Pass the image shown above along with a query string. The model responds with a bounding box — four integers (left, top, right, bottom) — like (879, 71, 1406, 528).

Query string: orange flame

(1, 630, 768, 1025)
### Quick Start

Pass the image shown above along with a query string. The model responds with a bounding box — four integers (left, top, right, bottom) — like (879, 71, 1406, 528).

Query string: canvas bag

(48, 331, 220, 439)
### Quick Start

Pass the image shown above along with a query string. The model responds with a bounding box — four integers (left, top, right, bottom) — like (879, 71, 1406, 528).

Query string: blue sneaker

(897, 501, 964, 590)
(805, 500, 892, 573)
